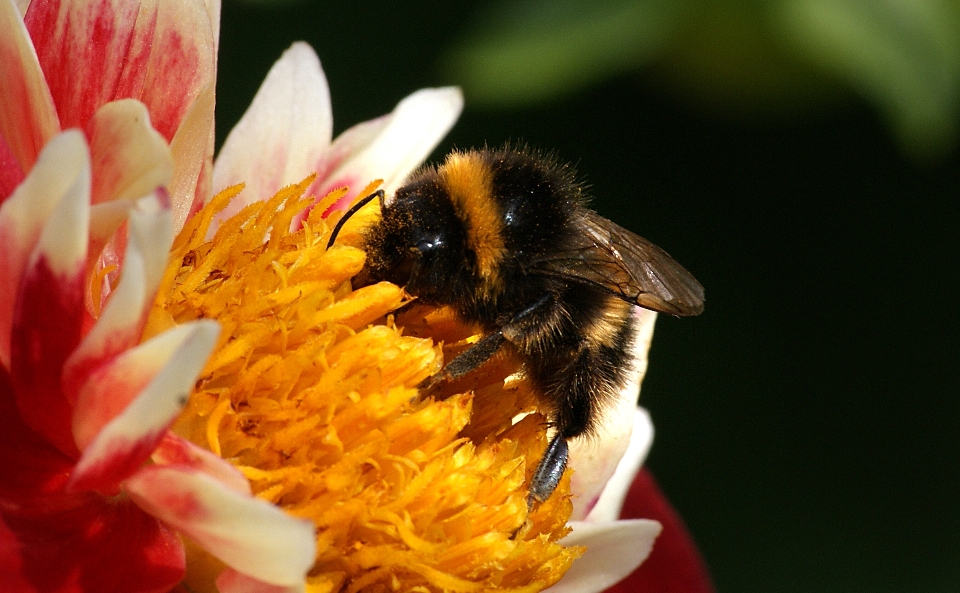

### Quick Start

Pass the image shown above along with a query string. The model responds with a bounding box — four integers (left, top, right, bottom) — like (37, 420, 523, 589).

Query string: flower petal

(212, 42, 333, 219)
(0, 130, 87, 368)
(568, 307, 657, 520)
(86, 99, 173, 207)
(607, 469, 715, 593)
(0, 365, 73, 500)
(0, 134, 25, 202)
(126, 466, 316, 587)
(216, 569, 304, 593)
(69, 320, 219, 493)
(316, 86, 464, 214)
(8, 131, 90, 457)
(0, 0, 59, 174)
(546, 519, 661, 593)
(66, 191, 174, 399)
(584, 407, 653, 523)
(168, 81, 215, 231)
(152, 432, 252, 495)
(0, 491, 185, 593)
(24, 0, 216, 142)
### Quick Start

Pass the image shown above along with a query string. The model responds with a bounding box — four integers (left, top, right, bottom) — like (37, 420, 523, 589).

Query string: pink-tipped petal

(0, 130, 88, 367)
(569, 308, 657, 520)
(212, 42, 333, 218)
(0, 0, 59, 174)
(86, 99, 173, 207)
(25, 0, 216, 143)
(126, 466, 316, 587)
(153, 432, 251, 495)
(70, 320, 219, 492)
(547, 520, 662, 593)
(66, 191, 174, 398)
(168, 81, 215, 231)
(584, 407, 653, 524)
(8, 131, 90, 457)
(316, 86, 463, 213)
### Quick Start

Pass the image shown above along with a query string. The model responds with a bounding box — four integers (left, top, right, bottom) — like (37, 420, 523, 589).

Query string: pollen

(147, 177, 582, 593)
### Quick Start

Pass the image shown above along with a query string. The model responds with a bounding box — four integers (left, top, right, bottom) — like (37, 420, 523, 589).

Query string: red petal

(0, 365, 73, 501)
(0, 492, 184, 593)
(24, 0, 215, 142)
(607, 469, 715, 593)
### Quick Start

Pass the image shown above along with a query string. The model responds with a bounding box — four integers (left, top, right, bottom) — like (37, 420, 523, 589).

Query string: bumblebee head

(359, 176, 476, 303)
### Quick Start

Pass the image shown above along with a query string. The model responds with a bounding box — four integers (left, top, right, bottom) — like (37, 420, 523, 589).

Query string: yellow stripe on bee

(438, 151, 506, 282)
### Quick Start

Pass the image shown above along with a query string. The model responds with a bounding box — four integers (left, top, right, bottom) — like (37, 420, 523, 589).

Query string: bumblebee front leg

(417, 293, 556, 392)
(417, 329, 506, 391)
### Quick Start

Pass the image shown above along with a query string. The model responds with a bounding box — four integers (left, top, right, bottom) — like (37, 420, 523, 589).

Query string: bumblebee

(327, 146, 704, 505)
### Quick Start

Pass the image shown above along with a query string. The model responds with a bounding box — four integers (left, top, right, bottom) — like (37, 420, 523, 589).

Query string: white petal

(584, 407, 653, 523)
(546, 519, 662, 593)
(316, 86, 463, 208)
(70, 321, 219, 490)
(212, 42, 333, 216)
(569, 308, 657, 520)
(126, 466, 316, 587)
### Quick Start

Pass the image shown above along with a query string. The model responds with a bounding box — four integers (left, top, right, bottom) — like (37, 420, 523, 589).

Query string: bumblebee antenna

(326, 189, 384, 249)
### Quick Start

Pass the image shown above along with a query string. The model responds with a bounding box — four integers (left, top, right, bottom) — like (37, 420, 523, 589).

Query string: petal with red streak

(25, 0, 215, 143)
(65, 191, 173, 399)
(69, 320, 219, 493)
(9, 131, 90, 457)
(547, 519, 662, 593)
(0, 131, 88, 368)
(126, 466, 316, 587)
(0, 0, 59, 174)
(316, 86, 463, 215)
(212, 42, 333, 219)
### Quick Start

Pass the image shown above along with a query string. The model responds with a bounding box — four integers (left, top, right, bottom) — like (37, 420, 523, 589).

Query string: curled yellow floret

(147, 178, 581, 593)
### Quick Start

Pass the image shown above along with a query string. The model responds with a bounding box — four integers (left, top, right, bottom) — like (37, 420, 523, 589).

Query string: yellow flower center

(147, 178, 582, 593)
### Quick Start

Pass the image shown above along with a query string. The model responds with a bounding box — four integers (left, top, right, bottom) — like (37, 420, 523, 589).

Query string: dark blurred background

(216, 1, 960, 591)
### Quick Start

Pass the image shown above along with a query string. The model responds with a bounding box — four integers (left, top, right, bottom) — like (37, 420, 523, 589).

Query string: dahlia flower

(0, 1, 314, 592)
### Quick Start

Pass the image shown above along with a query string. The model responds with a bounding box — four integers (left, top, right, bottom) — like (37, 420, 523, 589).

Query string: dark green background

(216, 2, 960, 591)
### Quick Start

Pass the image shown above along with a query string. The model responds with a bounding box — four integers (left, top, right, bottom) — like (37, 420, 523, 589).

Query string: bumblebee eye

(416, 236, 443, 253)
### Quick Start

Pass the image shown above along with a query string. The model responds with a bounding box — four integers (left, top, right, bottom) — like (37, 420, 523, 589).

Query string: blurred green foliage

(442, 0, 960, 161)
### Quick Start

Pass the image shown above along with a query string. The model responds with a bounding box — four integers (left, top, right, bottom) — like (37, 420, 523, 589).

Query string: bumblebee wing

(532, 209, 705, 316)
